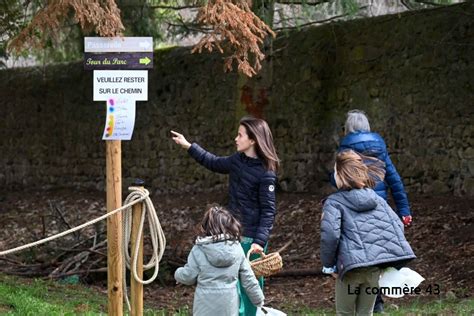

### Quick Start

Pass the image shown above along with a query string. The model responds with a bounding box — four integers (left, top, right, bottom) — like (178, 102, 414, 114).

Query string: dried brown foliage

(192, 0, 276, 77)
(8, 0, 274, 77)
(8, 0, 124, 53)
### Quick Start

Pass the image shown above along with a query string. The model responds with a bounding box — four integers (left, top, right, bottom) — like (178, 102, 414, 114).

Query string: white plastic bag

(257, 306, 287, 316)
(378, 267, 425, 298)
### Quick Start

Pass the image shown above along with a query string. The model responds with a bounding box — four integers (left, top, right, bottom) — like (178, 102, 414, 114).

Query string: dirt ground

(0, 188, 473, 313)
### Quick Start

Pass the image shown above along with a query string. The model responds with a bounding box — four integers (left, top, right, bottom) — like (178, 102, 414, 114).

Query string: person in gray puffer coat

(321, 150, 416, 315)
(175, 205, 264, 316)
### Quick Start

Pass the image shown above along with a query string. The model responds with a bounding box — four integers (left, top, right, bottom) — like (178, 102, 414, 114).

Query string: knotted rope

(0, 188, 166, 312)
(122, 187, 166, 311)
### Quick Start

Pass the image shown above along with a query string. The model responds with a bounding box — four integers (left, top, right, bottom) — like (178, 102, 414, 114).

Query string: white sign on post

(87, 37, 152, 141)
(93, 70, 148, 101)
(85, 37, 153, 53)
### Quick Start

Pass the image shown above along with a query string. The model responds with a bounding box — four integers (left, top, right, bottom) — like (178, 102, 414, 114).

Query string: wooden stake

(130, 182, 144, 316)
(106, 140, 123, 315)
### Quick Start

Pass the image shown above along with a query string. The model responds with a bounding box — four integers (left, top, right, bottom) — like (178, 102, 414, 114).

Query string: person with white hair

(337, 110, 412, 223)
(331, 109, 413, 313)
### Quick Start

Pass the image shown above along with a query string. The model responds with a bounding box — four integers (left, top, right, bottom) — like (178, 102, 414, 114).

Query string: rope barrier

(122, 187, 166, 311)
(0, 187, 167, 313)
(0, 191, 148, 256)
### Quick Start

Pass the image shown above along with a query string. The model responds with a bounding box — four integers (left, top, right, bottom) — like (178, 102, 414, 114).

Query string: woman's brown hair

(334, 150, 386, 190)
(198, 204, 241, 242)
(239, 116, 280, 172)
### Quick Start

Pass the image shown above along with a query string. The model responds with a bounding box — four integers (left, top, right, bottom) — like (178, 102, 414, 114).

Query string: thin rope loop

(122, 187, 166, 311)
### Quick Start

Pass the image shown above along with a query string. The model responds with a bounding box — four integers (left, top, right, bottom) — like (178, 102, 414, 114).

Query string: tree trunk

(235, 0, 275, 122)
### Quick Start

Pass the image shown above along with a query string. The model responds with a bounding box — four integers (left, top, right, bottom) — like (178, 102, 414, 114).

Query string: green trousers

(238, 237, 267, 316)
(335, 267, 381, 316)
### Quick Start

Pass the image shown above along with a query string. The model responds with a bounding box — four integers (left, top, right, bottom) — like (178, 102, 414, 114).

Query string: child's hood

(329, 188, 378, 212)
(195, 235, 239, 268)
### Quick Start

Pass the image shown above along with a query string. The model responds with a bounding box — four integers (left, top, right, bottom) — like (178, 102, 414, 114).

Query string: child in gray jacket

(321, 150, 416, 315)
(175, 205, 264, 316)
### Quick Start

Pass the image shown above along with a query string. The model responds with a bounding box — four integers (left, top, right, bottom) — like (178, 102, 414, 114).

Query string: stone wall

(0, 3, 472, 196)
(266, 3, 474, 196)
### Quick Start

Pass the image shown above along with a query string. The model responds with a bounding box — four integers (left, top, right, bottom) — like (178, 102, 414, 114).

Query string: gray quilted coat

(320, 188, 416, 279)
(175, 236, 264, 316)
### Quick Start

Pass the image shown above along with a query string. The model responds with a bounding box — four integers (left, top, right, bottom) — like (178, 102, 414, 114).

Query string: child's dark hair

(198, 204, 241, 242)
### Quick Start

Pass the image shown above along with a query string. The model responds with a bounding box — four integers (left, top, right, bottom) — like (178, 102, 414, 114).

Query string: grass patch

(277, 302, 333, 315)
(0, 274, 191, 315)
(384, 297, 474, 315)
(1, 273, 472, 315)
(0, 274, 106, 315)
(144, 307, 190, 315)
(283, 297, 474, 315)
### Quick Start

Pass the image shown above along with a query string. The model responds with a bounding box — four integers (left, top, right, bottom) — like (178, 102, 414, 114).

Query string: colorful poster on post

(102, 98, 136, 140)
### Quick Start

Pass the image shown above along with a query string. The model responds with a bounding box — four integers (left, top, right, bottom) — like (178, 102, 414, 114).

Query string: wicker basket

(246, 240, 292, 278)
(247, 251, 283, 278)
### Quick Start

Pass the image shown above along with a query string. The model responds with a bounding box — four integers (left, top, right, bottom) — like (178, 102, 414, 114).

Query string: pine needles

(192, 0, 275, 77)
(8, 0, 124, 53)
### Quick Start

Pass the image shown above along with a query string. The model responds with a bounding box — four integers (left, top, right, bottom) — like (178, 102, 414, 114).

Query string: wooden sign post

(106, 140, 123, 315)
(85, 37, 153, 316)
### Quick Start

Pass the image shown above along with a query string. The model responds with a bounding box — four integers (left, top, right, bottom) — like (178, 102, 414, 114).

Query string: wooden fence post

(130, 179, 144, 316)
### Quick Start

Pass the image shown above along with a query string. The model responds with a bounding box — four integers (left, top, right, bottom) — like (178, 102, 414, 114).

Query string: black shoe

(373, 301, 384, 313)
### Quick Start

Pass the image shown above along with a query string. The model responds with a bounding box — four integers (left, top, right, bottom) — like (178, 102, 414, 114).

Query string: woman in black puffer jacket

(171, 116, 279, 316)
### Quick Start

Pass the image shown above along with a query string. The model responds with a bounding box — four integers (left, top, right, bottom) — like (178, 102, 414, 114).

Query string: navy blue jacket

(188, 143, 277, 247)
(337, 131, 411, 217)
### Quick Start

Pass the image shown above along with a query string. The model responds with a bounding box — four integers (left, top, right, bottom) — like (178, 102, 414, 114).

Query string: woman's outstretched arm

(171, 130, 233, 174)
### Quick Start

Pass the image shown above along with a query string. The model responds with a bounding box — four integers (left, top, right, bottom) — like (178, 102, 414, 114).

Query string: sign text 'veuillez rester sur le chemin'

(93, 70, 148, 101)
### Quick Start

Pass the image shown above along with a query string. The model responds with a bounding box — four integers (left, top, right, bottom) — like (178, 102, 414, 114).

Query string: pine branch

(149, 4, 200, 9)
(400, 0, 413, 9)
(167, 22, 212, 33)
(412, 0, 444, 6)
(273, 5, 369, 31)
(120, 4, 200, 10)
(192, 0, 275, 77)
(275, 0, 331, 5)
(8, 0, 124, 53)
(273, 13, 347, 31)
